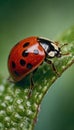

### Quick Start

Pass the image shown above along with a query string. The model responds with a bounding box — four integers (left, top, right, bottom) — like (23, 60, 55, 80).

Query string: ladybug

(8, 36, 67, 93)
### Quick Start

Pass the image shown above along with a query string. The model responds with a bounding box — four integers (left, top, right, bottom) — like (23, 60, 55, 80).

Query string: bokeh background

(0, 0, 74, 130)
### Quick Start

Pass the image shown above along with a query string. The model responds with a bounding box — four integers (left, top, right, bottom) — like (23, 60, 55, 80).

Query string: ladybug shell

(8, 36, 45, 82)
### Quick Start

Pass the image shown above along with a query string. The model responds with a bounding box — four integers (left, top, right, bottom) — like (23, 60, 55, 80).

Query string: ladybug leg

(28, 72, 34, 97)
(28, 68, 38, 97)
(45, 59, 60, 77)
(7, 76, 15, 83)
(30, 72, 34, 89)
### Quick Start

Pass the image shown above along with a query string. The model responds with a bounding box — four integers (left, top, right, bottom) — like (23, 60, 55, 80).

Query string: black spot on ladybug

(20, 59, 26, 66)
(22, 50, 29, 57)
(14, 71, 19, 76)
(23, 42, 30, 48)
(12, 61, 16, 68)
(33, 49, 39, 55)
(27, 63, 33, 69)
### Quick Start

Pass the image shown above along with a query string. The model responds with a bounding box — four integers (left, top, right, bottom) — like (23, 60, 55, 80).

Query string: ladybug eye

(55, 50, 58, 55)
(59, 47, 61, 51)
(55, 50, 61, 57)
(23, 42, 30, 48)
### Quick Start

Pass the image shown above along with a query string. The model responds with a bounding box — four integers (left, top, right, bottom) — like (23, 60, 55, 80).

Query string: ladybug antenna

(62, 52, 69, 56)
(60, 43, 68, 49)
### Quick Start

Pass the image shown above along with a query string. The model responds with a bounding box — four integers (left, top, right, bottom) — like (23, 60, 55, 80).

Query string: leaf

(0, 26, 74, 130)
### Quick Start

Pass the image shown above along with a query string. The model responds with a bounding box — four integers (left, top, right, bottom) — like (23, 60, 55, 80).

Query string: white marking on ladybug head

(51, 43, 59, 51)
(48, 51, 55, 57)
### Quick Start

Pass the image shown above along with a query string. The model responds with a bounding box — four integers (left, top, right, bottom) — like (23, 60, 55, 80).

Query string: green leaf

(0, 26, 74, 130)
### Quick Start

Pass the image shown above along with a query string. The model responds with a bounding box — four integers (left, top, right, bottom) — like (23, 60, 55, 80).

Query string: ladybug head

(38, 37, 62, 58)
(47, 42, 62, 58)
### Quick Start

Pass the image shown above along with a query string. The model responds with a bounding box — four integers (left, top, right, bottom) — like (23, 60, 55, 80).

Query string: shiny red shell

(8, 36, 45, 82)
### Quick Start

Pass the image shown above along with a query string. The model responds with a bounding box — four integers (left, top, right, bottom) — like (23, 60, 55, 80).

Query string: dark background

(0, 0, 74, 130)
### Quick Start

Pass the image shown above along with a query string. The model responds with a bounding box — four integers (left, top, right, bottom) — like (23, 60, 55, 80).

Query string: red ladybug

(8, 36, 62, 85)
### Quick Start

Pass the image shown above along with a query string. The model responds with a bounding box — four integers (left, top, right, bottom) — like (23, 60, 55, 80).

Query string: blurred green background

(0, 0, 74, 130)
